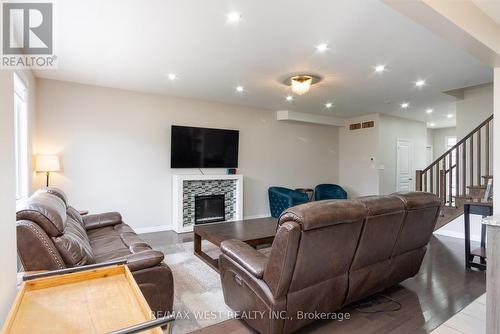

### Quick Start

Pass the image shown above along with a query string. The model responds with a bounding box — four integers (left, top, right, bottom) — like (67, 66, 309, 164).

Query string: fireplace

(195, 195, 225, 225)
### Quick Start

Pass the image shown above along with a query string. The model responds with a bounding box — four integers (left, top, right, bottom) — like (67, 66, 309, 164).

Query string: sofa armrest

(83, 212, 122, 230)
(132, 263, 174, 314)
(123, 250, 165, 271)
(220, 239, 268, 278)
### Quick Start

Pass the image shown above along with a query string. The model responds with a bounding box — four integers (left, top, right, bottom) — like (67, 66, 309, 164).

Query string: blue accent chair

(314, 184, 347, 201)
(268, 187, 309, 218)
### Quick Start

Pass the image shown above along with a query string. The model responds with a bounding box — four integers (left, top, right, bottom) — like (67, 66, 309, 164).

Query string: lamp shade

(36, 155, 60, 172)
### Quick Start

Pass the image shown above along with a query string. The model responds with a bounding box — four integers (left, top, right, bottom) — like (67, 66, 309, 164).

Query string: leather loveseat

(219, 192, 440, 334)
(16, 187, 174, 315)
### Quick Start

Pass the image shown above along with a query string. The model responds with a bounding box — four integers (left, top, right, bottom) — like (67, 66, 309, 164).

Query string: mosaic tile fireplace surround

(183, 179, 236, 226)
(172, 174, 243, 233)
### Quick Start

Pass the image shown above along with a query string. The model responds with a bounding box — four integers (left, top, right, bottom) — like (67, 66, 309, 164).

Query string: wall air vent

(362, 121, 375, 128)
(349, 121, 375, 130)
(349, 123, 361, 130)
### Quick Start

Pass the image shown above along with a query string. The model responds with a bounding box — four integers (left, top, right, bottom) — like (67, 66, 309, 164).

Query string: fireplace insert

(194, 194, 225, 224)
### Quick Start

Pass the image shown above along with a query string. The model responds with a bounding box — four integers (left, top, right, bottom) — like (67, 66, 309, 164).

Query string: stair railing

(416, 114, 493, 207)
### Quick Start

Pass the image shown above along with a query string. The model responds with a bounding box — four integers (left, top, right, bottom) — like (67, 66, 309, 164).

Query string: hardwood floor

(139, 231, 486, 334)
(140, 230, 194, 247)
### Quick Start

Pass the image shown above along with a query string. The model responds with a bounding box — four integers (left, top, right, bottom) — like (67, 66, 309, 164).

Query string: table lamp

(36, 155, 60, 187)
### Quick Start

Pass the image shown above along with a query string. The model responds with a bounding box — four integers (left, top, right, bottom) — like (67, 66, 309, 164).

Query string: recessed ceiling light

(401, 102, 409, 109)
(316, 44, 328, 52)
(447, 114, 453, 118)
(167, 73, 177, 80)
(227, 12, 241, 23)
(374, 65, 386, 72)
(426, 108, 433, 114)
(429, 122, 436, 127)
(235, 86, 244, 92)
(286, 95, 293, 102)
(415, 80, 426, 87)
(325, 102, 333, 108)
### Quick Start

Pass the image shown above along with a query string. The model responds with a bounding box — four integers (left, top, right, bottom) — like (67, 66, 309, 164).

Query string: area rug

(154, 241, 233, 334)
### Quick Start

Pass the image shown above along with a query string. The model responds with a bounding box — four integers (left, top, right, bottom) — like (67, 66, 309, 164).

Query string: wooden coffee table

(193, 217, 277, 272)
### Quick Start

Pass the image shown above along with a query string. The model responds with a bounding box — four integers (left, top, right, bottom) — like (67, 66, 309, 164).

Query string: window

(446, 136, 457, 150)
(14, 73, 28, 200)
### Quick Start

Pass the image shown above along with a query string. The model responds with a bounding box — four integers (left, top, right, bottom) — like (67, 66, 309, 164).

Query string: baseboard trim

(243, 213, 271, 220)
(135, 225, 173, 234)
(433, 229, 481, 243)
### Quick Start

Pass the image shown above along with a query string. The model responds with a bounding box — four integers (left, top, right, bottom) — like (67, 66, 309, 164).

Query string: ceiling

(473, 0, 500, 26)
(35, 0, 493, 128)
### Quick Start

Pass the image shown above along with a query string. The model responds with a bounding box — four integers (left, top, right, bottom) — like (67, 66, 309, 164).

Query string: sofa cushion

(98, 249, 165, 271)
(35, 187, 69, 206)
(16, 193, 67, 237)
(52, 217, 95, 266)
(90, 235, 130, 258)
(83, 212, 122, 230)
(87, 223, 164, 271)
(66, 206, 84, 226)
(279, 199, 367, 231)
(86, 224, 135, 241)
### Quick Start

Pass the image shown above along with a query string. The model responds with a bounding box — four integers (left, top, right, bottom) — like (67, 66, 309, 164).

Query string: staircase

(416, 115, 493, 230)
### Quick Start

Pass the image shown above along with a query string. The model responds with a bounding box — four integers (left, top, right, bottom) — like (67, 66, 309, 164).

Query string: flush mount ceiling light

(284, 74, 322, 96)
(415, 80, 426, 87)
(325, 102, 333, 109)
(429, 122, 436, 127)
(316, 43, 329, 52)
(227, 11, 241, 23)
(426, 108, 433, 114)
(235, 86, 244, 92)
(167, 73, 177, 80)
(374, 65, 386, 72)
(447, 114, 453, 118)
(286, 95, 293, 101)
(401, 102, 409, 109)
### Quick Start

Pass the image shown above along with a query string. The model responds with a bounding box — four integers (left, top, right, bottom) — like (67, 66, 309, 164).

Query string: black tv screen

(170, 125, 239, 168)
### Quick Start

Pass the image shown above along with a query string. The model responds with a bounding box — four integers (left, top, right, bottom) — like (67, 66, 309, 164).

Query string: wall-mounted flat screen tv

(170, 125, 239, 168)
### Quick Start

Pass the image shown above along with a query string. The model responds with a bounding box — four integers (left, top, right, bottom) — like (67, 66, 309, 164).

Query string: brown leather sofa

(16, 187, 174, 315)
(219, 192, 440, 334)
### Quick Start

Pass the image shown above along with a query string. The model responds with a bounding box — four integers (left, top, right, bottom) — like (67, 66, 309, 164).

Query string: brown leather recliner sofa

(16, 187, 174, 315)
(219, 192, 440, 334)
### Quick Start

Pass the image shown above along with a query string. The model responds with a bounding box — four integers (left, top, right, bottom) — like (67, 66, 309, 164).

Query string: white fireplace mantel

(172, 174, 243, 233)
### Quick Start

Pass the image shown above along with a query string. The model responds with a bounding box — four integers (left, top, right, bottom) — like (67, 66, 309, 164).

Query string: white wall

(426, 128, 434, 146)
(339, 114, 380, 198)
(435, 214, 484, 242)
(339, 113, 428, 197)
(495, 68, 500, 214)
(378, 114, 427, 195)
(0, 71, 18, 324)
(35, 79, 339, 232)
(15, 70, 37, 195)
(456, 84, 493, 140)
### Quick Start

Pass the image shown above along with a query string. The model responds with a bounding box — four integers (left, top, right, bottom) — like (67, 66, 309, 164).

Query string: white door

(397, 139, 414, 191)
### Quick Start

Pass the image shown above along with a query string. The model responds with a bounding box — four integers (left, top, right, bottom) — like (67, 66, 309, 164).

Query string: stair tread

(471, 247, 486, 259)
(467, 185, 487, 189)
(482, 175, 493, 179)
